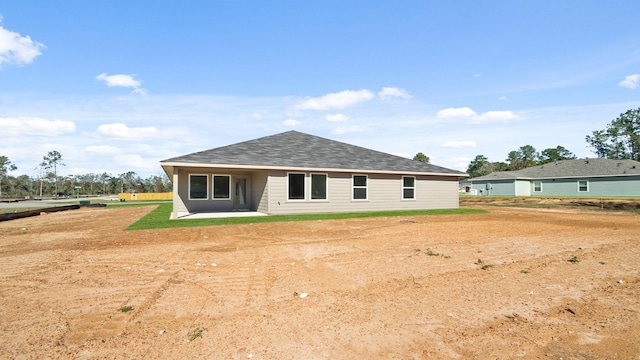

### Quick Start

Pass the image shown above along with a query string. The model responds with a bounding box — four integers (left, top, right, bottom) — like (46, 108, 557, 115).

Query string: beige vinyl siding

(419, 176, 460, 209)
(266, 171, 460, 215)
(254, 171, 269, 213)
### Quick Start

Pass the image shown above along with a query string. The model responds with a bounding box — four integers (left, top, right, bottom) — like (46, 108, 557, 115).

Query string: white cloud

(499, 96, 508, 101)
(283, 119, 301, 126)
(0, 117, 75, 136)
(618, 74, 640, 89)
(132, 88, 148, 96)
(95, 73, 147, 95)
(0, 19, 45, 67)
(378, 87, 412, 100)
(94, 123, 159, 140)
(295, 89, 374, 110)
(441, 140, 477, 148)
(436, 107, 522, 124)
(331, 125, 366, 135)
(471, 110, 522, 124)
(96, 73, 140, 88)
(436, 107, 477, 119)
(325, 113, 349, 122)
(83, 145, 121, 155)
(473, 73, 483, 78)
(113, 154, 160, 172)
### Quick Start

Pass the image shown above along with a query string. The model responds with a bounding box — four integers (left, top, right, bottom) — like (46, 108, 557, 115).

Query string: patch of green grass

(425, 248, 440, 256)
(188, 327, 205, 342)
(414, 248, 450, 258)
(119, 306, 134, 313)
(520, 270, 530, 274)
(474, 258, 494, 269)
(568, 256, 580, 264)
(126, 203, 487, 230)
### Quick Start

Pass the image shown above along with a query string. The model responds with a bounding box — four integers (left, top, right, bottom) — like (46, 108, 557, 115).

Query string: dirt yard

(1, 205, 638, 359)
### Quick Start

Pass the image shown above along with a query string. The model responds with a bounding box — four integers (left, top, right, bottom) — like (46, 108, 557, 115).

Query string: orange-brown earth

(1, 205, 638, 359)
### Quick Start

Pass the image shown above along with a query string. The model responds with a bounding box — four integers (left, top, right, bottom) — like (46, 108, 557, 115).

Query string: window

(353, 175, 368, 200)
(189, 174, 208, 200)
(311, 174, 327, 200)
(288, 173, 305, 200)
(533, 181, 542, 192)
(213, 175, 230, 199)
(402, 176, 415, 199)
(578, 180, 589, 192)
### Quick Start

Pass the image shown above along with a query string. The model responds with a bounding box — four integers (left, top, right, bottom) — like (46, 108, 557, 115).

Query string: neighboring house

(160, 131, 467, 218)
(470, 158, 640, 197)
(459, 179, 478, 195)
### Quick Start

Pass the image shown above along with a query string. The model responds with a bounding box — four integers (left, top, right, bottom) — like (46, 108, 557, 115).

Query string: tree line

(466, 107, 640, 178)
(466, 145, 576, 178)
(0, 151, 171, 199)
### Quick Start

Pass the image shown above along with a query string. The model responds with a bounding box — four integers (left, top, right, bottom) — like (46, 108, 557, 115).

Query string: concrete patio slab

(174, 211, 268, 219)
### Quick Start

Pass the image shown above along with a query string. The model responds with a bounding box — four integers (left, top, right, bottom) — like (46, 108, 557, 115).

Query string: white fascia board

(159, 161, 468, 177)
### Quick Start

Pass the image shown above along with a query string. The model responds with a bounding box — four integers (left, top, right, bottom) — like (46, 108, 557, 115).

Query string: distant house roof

(472, 170, 529, 181)
(472, 158, 640, 181)
(161, 131, 466, 176)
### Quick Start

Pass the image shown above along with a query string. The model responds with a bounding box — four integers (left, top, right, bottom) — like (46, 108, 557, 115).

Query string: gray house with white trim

(470, 158, 640, 197)
(160, 131, 467, 218)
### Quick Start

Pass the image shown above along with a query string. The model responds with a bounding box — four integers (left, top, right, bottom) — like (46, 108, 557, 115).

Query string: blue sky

(1, 1, 640, 177)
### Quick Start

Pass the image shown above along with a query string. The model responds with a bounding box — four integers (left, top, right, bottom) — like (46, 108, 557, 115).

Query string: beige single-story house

(160, 131, 467, 218)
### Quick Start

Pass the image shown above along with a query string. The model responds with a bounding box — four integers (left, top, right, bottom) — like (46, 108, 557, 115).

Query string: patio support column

(172, 168, 179, 219)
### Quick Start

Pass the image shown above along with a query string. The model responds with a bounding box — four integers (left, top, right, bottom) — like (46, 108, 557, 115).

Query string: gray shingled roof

(472, 170, 528, 181)
(161, 131, 466, 175)
(472, 158, 640, 181)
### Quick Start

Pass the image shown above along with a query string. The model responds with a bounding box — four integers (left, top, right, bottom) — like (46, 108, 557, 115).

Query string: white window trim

(352, 174, 368, 201)
(578, 180, 589, 192)
(287, 172, 306, 201)
(310, 173, 329, 201)
(188, 174, 209, 200)
(533, 181, 543, 192)
(402, 176, 416, 200)
(212, 174, 231, 200)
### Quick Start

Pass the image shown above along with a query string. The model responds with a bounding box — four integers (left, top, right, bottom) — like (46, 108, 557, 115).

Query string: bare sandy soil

(1, 205, 638, 359)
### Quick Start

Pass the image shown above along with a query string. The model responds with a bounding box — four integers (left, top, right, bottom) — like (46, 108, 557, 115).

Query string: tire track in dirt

(2, 205, 639, 359)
